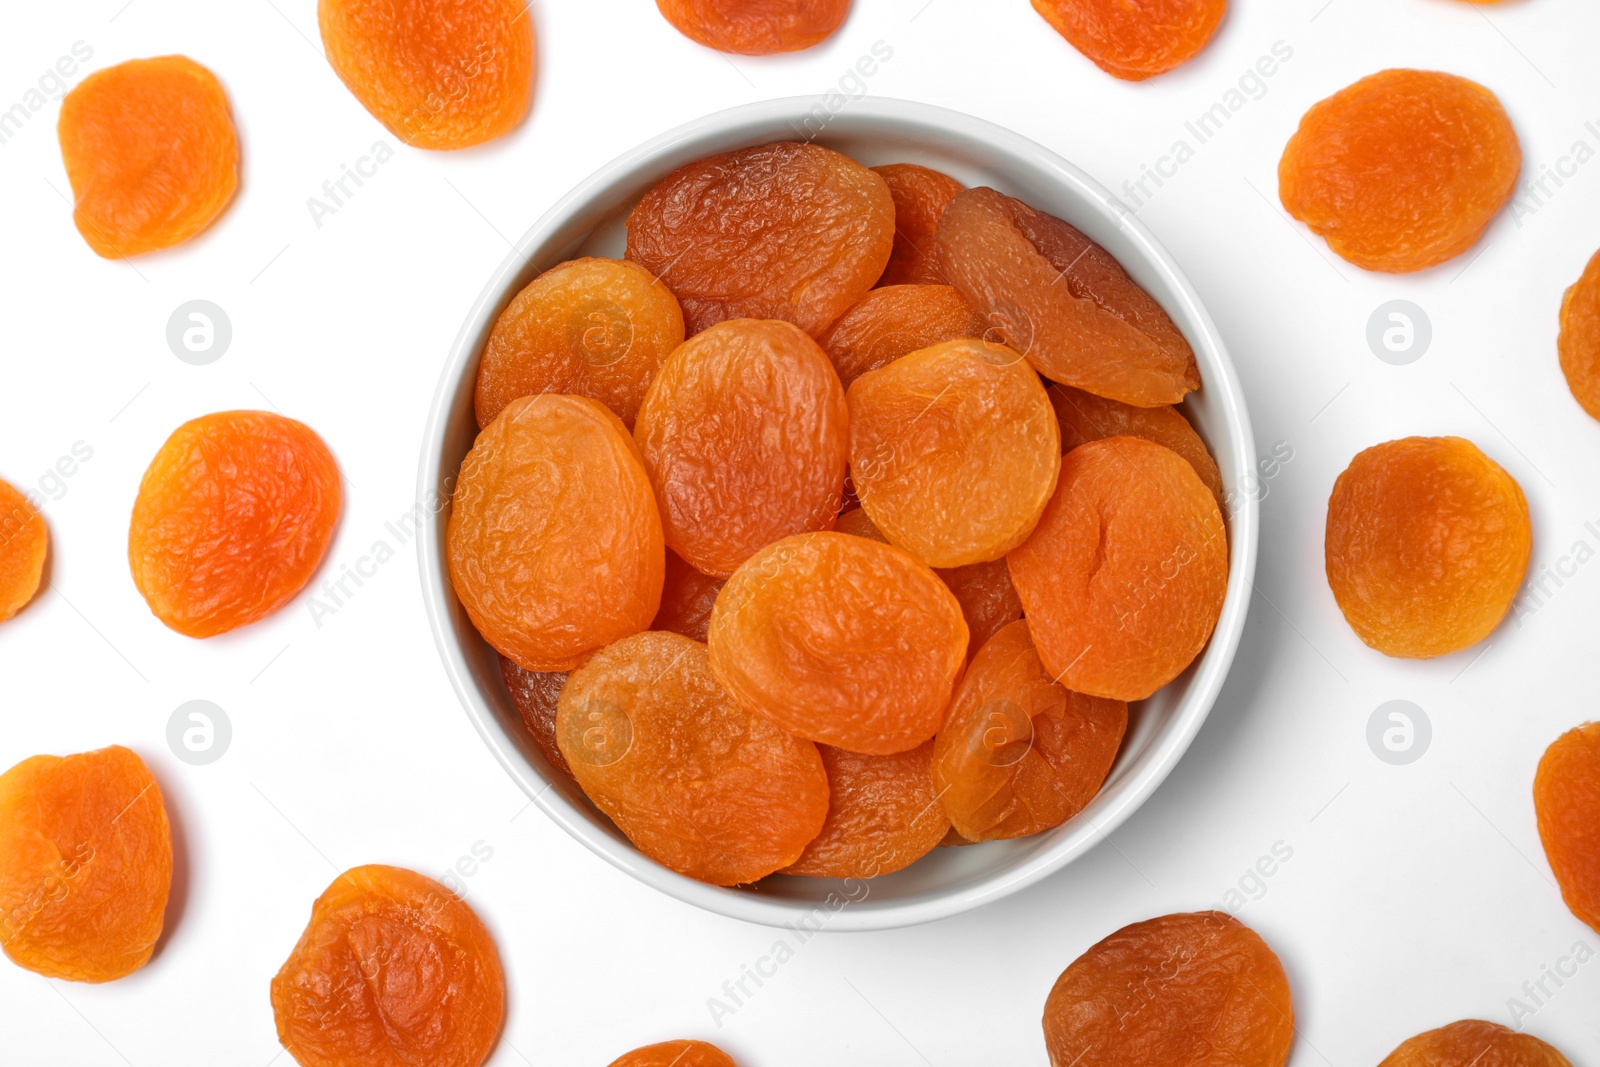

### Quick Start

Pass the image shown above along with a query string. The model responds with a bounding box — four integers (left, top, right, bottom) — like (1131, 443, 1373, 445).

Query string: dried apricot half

(873, 163, 966, 286)
(557, 631, 828, 885)
(0, 478, 47, 623)
(500, 657, 579, 785)
(656, 0, 849, 54)
(609, 1040, 737, 1067)
(1032, 0, 1226, 81)
(58, 56, 238, 258)
(1558, 249, 1600, 422)
(783, 742, 949, 878)
(1279, 70, 1520, 273)
(1042, 911, 1294, 1067)
(1325, 436, 1529, 658)
(1378, 1020, 1572, 1067)
(271, 864, 504, 1067)
(0, 746, 171, 983)
(129, 411, 341, 638)
(652, 549, 725, 643)
(1535, 722, 1600, 936)
(818, 284, 987, 388)
(1052, 384, 1224, 509)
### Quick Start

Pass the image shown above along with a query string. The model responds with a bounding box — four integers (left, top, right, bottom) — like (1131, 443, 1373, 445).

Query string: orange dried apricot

(1279, 70, 1520, 273)
(449, 394, 663, 671)
(1325, 436, 1529, 659)
(0, 478, 47, 623)
(932, 621, 1126, 841)
(0, 746, 171, 983)
(1052, 384, 1224, 508)
(708, 531, 967, 755)
(634, 319, 848, 577)
(1378, 1020, 1572, 1067)
(627, 142, 894, 337)
(1558, 249, 1600, 422)
(1031, 0, 1226, 81)
(849, 338, 1060, 568)
(818, 284, 987, 388)
(652, 549, 725, 642)
(1535, 722, 1600, 936)
(872, 163, 966, 286)
(557, 631, 827, 885)
(129, 411, 341, 638)
(500, 656, 578, 785)
(939, 187, 1198, 405)
(1043, 911, 1294, 1067)
(608, 1040, 737, 1067)
(271, 865, 504, 1067)
(1009, 436, 1227, 701)
(319, 0, 534, 150)
(656, 0, 849, 54)
(57, 56, 238, 258)
(475, 257, 685, 430)
(783, 742, 949, 878)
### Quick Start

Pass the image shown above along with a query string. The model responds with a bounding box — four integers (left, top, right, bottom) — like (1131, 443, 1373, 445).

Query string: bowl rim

(418, 94, 1259, 931)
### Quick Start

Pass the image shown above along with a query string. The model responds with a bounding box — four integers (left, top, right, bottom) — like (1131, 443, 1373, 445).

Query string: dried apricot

(873, 163, 965, 286)
(783, 742, 949, 878)
(818, 284, 987, 388)
(1558, 249, 1600, 422)
(0, 746, 171, 983)
(449, 394, 663, 671)
(1042, 911, 1294, 1067)
(319, 0, 534, 149)
(634, 319, 848, 577)
(0, 478, 47, 623)
(609, 1041, 737, 1067)
(1378, 1020, 1572, 1067)
(1031, 0, 1226, 81)
(1052, 384, 1224, 508)
(1279, 70, 1521, 273)
(1009, 436, 1226, 700)
(938, 187, 1198, 405)
(475, 257, 685, 430)
(627, 142, 894, 337)
(271, 865, 504, 1067)
(557, 631, 827, 885)
(708, 531, 967, 755)
(932, 621, 1126, 841)
(1535, 722, 1600, 936)
(1325, 437, 1529, 659)
(500, 657, 578, 785)
(57, 56, 238, 258)
(656, 0, 849, 54)
(849, 338, 1060, 568)
(129, 411, 341, 638)
(652, 549, 725, 642)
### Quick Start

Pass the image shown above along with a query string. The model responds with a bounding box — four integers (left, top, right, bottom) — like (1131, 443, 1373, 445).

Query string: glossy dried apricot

(627, 142, 894, 337)
(849, 338, 1060, 568)
(1325, 436, 1529, 659)
(58, 56, 238, 258)
(656, 0, 849, 54)
(1378, 1020, 1572, 1067)
(1031, 0, 1225, 81)
(475, 257, 685, 430)
(1052, 384, 1224, 508)
(1535, 722, 1600, 936)
(652, 549, 724, 642)
(1279, 70, 1520, 273)
(1558, 249, 1600, 422)
(450, 394, 663, 671)
(818, 284, 987, 388)
(873, 163, 965, 286)
(783, 742, 948, 878)
(709, 531, 967, 755)
(0, 478, 47, 623)
(609, 1041, 737, 1067)
(933, 621, 1126, 841)
(272, 864, 504, 1067)
(500, 656, 578, 785)
(939, 187, 1198, 405)
(634, 319, 848, 577)
(0, 746, 171, 983)
(129, 411, 341, 638)
(319, 0, 534, 149)
(1009, 436, 1227, 701)
(557, 631, 827, 885)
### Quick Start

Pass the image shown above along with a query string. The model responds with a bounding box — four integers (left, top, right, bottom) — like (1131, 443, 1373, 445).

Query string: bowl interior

(419, 97, 1258, 931)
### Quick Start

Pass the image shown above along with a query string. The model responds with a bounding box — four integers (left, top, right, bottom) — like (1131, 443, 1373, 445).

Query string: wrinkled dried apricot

(0, 478, 47, 623)
(709, 532, 967, 755)
(634, 319, 848, 577)
(475, 258, 685, 430)
(58, 56, 238, 258)
(849, 338, 1060, 568)
(627, 142, 894, 337)
(1009, 436, 1227, 701)
(1042, 911, 1294, 1067)
(1052, 384, 1224, 508)
(657, 0, 849, 54)
(1535, 722, 1600, 936)
(272, 865, 504, 1067)
(609, 1041, 737, 1067)
(500, 657, 578, 785)
(933, 621, 1126, 841)
(1279, 70, 1520, 273)
(1378, 1020, 1572, 1067)
(1558, 249, 1600, 422)
(873, 164, 966, 286)
(1325, 437, 1529, 659)
(652, 550, 725, 642)
(319, 0, 534, 149)
(818, 284, 987, 387)
(939, 187, 1198, 405)
(557, 631, 827, 885)
(450, 394, 663, 671)
(0, 746, 171, 983)
(1031, 0, 1226, 81)
(783, 742, 948, 878)
(129, 411, 341, 638)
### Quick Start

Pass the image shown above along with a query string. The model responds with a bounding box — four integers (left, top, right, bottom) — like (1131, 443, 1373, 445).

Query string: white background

(1, 0, 1596, 1064)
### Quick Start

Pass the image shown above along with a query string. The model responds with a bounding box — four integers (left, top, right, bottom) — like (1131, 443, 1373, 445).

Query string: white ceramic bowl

(419, 96, 1258, 931)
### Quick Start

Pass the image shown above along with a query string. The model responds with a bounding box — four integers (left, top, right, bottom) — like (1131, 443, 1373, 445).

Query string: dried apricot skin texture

(1279, 69, 1520, 273)
(1558, 249, 1600, 422)
(1378, 1020, 1573, 1067)
(627, 142, 894, 337)
(872, 163, 966, 286)
(499, 656, 579, 785)
(608, 1040, 738, 1067)
(938, 187, 1198, 405)
(783, 742, 949, 878)
(449, 394, 664, 672)
(58, 56, 238, 258)
(557, 631, 828, 886)
(1042, 911, 1294, 1067)
(319, 0, 534, 150)
(475, 257, 685, 430)
(819, 284, 988, 388)
(1032, 0, 1226, 81)
(1535, 722, 1600, 937)
(1010, 436, 1228, 702)
(635, 319, 849, 578)
(1051, 385, 1225, 509)
(709, 532, 968, 755)
(1325, 436, 1529, 659)
(652, 549, 725, 642)
(271, 865, 505, 1067)
(129, 411, 342, 639)
(0, 746, 171, 983)
(0, 479, 47, 622)
(658, 0, 848, 54)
